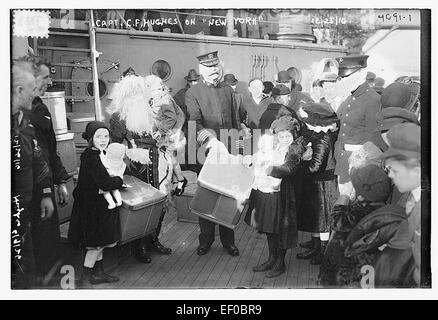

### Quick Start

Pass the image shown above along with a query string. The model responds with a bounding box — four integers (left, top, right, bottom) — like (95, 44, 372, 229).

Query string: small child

(99, 143, 126, 209)
(144, 75, 187, 196)
(68, 121, 123, 286)
(244, 115, 297, 276)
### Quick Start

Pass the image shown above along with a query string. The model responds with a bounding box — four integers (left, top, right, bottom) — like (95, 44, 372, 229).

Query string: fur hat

(351, 164, 391, 202)
(270, 115, 300, 134)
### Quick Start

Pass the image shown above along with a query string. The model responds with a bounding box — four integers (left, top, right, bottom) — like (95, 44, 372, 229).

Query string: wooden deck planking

(226, 226, 257, 288)
(239, 232, 266, 288)
(249, 237, 268, 288)
(203, 223, 249, 288)
(215, 221, 254, 288)
(147, 224, 199, 288)
(128, 221, 196, 288)
(106, 218, 193, 289)
(156, 223, 200, 288)
(296, 232, 312, 288)
(92, 216, 320, 289)
(179, 236, 223, 288)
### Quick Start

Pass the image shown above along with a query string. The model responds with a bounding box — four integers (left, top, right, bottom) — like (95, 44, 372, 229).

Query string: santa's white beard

(120, 96, 155, 135)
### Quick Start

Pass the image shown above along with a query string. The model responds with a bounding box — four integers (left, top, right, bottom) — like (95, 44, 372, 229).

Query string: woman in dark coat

(68, 121, 123, 285)
(294, 103, 340, 265)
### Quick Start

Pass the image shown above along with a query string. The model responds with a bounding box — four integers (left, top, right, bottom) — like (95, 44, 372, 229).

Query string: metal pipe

(89, 10, 103, 121)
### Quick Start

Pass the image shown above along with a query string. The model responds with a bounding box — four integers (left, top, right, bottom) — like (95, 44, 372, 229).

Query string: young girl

(68, 121, 123, 285)
(244, 115, 300, 277)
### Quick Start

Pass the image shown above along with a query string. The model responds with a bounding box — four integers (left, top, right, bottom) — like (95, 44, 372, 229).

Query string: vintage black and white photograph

(9, 4, 431, 293)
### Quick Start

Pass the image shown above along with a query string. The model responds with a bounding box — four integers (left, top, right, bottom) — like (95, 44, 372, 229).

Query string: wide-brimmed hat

(223, 74, 238, 86)
(297, 102, 338, 127)
(184, 69, 200, 81)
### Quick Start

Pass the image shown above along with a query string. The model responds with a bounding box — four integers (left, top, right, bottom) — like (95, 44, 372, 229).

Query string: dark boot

(150, 235, 172, 255)
(253, 233, 277, 272)
(297, 237, 321, 260)
(266, 248, 286, 278)
(77, 266, 94, 288)
(149, 210, 172, 255)
(310, 241, 328, 265)
(135, 241, 152, 264)
(90, 260, 119, 284)
(300, 236, 318, 249)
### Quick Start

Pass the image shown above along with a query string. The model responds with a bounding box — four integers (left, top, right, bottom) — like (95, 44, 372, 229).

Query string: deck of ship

(89, 209, 321, 289)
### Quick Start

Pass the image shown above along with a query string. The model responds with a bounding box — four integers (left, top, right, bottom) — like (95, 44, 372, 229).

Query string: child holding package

(244, 115, 300, 278)
(68, 121, 123, 286)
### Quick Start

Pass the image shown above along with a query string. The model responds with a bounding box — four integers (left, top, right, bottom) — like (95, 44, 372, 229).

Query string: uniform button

(343, 123, 346, 126)
(342, 133, 345, 136)
(346, 114, 349, 117)
(352, 97, 356, 101)
(347, 104, 351, 108)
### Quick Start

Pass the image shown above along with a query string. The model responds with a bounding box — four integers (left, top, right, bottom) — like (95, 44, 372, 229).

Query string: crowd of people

(11, 49, 424, 289)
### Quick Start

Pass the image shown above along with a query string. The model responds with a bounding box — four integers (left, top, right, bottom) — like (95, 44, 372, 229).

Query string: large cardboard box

(175, 183, 198, 223)
(119, 175, 166, 244)
(189, 150, 254, 229)
(189, 185, 249, 229)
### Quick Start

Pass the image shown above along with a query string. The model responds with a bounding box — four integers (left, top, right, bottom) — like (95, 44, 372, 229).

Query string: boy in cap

(185, 51, 241, 257)
(319, 164, 393, 287)
(373, 123, 422, 287)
